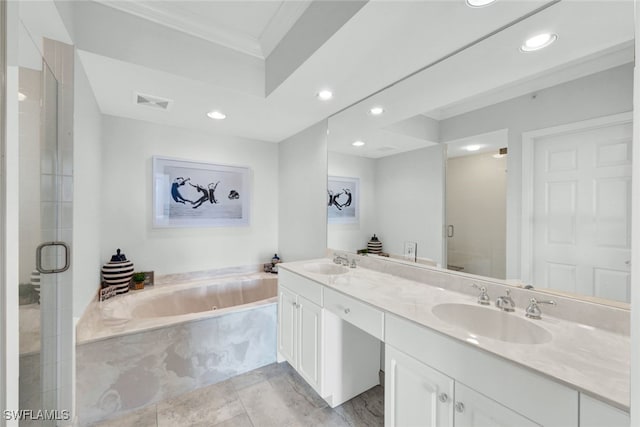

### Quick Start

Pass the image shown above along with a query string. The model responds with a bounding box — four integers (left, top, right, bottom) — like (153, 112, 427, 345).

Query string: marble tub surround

(328, 250, 630, 335)
(281, 258, 630, 410)
(77, 271, 277, 343)
(154, 264, 264, 286)
(76, 304, 277, 425)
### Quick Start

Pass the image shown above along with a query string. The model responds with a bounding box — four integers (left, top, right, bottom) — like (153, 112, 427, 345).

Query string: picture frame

(143, 271, 154, 287)
(153, 156, 250, 228)
(327, 176, 359, 224)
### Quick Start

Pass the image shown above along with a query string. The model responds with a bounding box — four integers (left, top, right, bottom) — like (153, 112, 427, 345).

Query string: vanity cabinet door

(278, 286, 297, 366)
(580, 394, 629, 427)
(454, 382, 540, 427)
(385, 345, 454, 427)
(297, 295, 323, 391)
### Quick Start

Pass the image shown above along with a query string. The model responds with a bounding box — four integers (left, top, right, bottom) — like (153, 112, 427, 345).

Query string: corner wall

(72, 53, 102, 319)
(100, 116, 279, 275)
(278, 121, 328, 261)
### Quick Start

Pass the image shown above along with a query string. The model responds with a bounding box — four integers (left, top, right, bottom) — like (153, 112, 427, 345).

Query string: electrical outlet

(403, 241, 417, 262)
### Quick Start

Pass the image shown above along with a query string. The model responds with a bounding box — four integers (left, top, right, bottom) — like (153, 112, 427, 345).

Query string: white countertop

(280, 259, 630, 411)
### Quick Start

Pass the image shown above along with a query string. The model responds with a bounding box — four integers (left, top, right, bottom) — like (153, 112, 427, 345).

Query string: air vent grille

(135, 92, 172, 110)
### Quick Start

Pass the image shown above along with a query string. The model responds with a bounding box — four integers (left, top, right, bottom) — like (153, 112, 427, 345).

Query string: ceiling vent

(134, 92, 172, 111)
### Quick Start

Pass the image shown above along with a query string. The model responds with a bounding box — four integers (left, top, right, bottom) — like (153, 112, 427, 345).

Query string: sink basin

(432, 303, 552, 345)
(304, 263, 349, 276)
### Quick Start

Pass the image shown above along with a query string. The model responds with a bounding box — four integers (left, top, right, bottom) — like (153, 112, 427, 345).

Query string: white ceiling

(50, 0, 555, 143)
(93, 0, 311, 58)
(327, 0, 635, 158)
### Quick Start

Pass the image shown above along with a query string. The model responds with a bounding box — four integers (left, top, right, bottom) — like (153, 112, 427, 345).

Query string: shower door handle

(447, 225, 455, 238)
(36, 241, 70, 274)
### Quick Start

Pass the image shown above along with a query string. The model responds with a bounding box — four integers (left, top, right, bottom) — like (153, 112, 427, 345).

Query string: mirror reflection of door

(527, 116, 632, 302)
(445, 130, 508, 279)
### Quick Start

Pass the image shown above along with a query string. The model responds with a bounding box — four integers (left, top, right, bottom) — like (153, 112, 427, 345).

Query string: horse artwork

(153, 156, 250, 228)
(327, 176, 359, 224)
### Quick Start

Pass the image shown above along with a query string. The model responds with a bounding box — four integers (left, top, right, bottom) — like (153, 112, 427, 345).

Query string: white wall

(446, 152, 506, 278)
(100, 116, 279, 275)
(327, 151, 376, 252)
(72, 53, 102, 318)
(440, 63, 633, 279)
(278, 121, 327, 261)
(375, 144, 445, 265)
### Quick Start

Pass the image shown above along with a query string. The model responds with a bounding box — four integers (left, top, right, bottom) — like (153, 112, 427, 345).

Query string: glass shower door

(18, 26, 71, 426)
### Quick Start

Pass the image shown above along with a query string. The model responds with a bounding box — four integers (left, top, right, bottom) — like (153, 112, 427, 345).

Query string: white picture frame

(153, 156, 250, 228)
(327, 176, 359, 224)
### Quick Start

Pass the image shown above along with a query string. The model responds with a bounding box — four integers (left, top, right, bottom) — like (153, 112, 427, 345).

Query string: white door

(385, 345, 454, 427)
(532, 121, 632, 302)
(454, 383, 540, 427)
(278, 286, 297, 366)
(297, 296, 322, 392)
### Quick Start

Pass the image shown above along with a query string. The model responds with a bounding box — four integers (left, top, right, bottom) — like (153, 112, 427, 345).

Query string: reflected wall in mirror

(327, 0, 633, 304)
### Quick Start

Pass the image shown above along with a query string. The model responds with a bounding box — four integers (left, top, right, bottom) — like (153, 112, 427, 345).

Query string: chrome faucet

(525, 298, 556, 320)
(471, 284, 490, 305)
(495, 289, 515, 312)
(333, 253, 349, 265)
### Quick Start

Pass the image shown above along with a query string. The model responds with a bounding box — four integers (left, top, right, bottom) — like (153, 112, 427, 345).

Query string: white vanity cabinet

(278, 269, 381, 407)
(277, 271, 324, 392)
(580, 394, 629, 427)
(385, 314, 579, 427)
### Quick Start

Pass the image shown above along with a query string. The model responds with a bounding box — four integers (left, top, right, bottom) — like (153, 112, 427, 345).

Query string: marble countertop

(279, 259, 630, 411)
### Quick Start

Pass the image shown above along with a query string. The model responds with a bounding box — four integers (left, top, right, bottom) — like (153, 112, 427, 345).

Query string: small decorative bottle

(271, 253, 281, 274)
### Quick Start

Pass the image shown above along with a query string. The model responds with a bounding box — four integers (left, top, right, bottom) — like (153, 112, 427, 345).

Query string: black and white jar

(101, 249, 134, 295)
(367, 234, 383, 255)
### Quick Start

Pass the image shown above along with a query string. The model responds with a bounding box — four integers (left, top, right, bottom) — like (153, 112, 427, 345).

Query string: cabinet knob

(344, 308, 350, 314)
(292, 302, 297, 307)
(455, 402, 465, 413)
(438, 393, 448, 403)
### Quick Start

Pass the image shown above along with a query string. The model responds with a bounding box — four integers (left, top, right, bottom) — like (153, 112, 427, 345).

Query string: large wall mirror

(327, 0, 633, 305)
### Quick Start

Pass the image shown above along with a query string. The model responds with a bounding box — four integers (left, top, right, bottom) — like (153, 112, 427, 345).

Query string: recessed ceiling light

(352, 140, 366, 147)
(465, 144, 481, 152)
(317, 90, 333, 101)
(521, 33, 557, 52)
(466, 0, 497, 7)
(207, 110, 226, 120)
(369, 106, 384, 116)
(18, 92, 26, 101)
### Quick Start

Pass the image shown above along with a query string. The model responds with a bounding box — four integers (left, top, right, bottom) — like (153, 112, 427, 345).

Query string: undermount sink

(304, 263, 349, 276)
(432, 303, 552, 345)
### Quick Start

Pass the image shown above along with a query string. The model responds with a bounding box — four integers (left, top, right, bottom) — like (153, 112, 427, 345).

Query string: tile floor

(91, 362, 384, 427)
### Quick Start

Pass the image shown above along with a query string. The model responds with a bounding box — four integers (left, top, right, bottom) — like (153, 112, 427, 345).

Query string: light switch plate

(403, 241, 417, 262)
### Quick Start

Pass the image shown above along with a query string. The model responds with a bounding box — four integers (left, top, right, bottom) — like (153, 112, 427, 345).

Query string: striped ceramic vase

(101, 249, 134, 295)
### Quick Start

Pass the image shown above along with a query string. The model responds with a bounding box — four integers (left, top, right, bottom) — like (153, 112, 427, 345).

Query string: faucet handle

(471, 284, 490, 305)
(525, 298, 556, 320)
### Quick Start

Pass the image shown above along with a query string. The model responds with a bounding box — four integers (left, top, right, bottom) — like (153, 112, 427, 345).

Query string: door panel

(533, 121, 632, 301)
(278, 287, 297, 366)
(297, 296, 322, 391)
(385, 345, 454, 427)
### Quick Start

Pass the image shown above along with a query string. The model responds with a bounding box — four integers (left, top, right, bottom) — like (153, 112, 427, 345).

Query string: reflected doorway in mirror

(328, 176, 359, 224)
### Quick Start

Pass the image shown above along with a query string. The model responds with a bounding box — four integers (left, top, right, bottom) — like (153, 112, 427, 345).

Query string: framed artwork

(153, 156, 250, 228)
(327, 176, 359, 224)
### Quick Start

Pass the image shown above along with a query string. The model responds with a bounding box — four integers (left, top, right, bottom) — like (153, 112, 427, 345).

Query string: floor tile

(237, 380, 303, 427)
(157, 379, 245, 427)
(333, 385, 384, 427)
(212, 413, 253, 427)
(90, 404, 157, 427)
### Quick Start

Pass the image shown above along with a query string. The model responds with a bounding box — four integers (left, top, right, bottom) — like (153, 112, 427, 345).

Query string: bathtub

(76, 270, 278, 425)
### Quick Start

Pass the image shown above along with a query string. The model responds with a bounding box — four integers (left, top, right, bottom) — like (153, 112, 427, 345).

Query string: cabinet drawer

(324, 287, 384, 340)
(278, 269, 323, 306)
